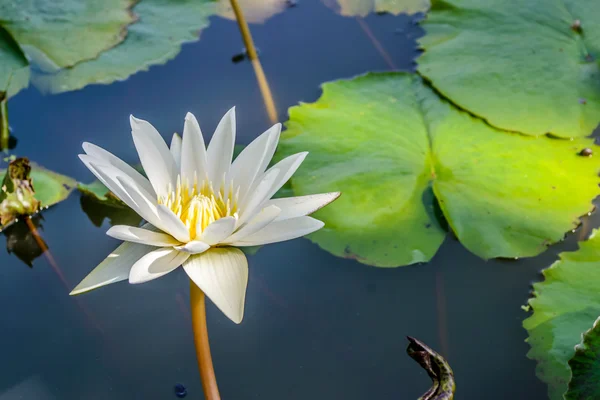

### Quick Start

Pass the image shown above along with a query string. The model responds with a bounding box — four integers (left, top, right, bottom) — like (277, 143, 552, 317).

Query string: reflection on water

(79, 195, 142, 229)
(3, 215, 47, 267)
(0, 1, 586, 398)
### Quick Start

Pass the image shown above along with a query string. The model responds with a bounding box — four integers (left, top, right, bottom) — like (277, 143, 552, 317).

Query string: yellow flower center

(158, 175, 239, 239)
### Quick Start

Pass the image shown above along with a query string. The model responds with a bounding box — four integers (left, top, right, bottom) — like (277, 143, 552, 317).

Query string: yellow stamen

(158, 175, 239, 240)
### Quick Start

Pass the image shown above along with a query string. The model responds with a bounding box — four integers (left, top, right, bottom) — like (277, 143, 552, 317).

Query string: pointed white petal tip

(130, 114, 142, 124)
(69, 241, 156, 295)
(185, 112, 195, 120)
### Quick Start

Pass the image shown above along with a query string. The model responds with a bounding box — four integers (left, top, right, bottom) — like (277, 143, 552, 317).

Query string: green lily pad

(418, 0, 600, 138)
(32, 0, 218, 94)
(0, 0, 135, 71)
(323, 0, 429, 16)
(565, 316, 600, 400)
(0, 26, 28, 94)
(524, 230, 600, 400)
(0, 159, 76, 229)
(78, 180, 127, 207)
(28, 164, 77, 208)
(276, 72, 600, 267)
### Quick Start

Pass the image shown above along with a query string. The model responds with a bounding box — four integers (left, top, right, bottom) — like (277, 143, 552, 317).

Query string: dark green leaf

(565, 316, 600, 400)
(524, 230, 600, 400)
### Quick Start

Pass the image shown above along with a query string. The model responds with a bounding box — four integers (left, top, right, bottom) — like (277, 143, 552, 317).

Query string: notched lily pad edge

(282, 70, 600, 267)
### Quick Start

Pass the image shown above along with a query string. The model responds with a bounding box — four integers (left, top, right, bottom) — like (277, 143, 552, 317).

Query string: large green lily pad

(565, 316, 600, 400)
(0, 0, 135, 71)
(323, 0, 429, 16)
(32, 0, 217, 93)
(418, 0, 600, 138)
(276, 72, 600, 267)
(524, 230, 600, 400)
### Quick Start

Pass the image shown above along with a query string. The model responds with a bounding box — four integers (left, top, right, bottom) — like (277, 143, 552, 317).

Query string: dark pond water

(1, 1, 595, 399)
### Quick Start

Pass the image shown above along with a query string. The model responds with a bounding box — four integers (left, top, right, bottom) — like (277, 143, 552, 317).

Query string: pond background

(1, 1, 593, 398)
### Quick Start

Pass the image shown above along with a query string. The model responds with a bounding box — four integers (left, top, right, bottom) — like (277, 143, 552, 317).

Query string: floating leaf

(217, 0, 288, 23)
(565, 316, 600, 400)
(406, 336, 455, 400)
(0, 26, 28, 94)
(0, 0, 135, 71)
(0, 158, 76, 229)
(418, 0, 600, 138)
(276, 72, 600, 267)
(32, 0, 218, 93)
(78, 180, 127, 206)
(524, 230, 600, 400)
(27, 165, 76, 208)
(565, 319, 600, 400)
(322, 0, 429, 16)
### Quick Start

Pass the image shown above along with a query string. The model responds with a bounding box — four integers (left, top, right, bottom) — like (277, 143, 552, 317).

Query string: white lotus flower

(71, 108, 339, 323)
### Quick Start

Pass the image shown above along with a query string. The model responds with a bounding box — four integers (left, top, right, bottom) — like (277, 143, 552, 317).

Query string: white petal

(70, 241, 154, 295)
(207, 107, 236, 186)
(234, 216, 324, 247)
(82, 157, 162, 229)
(224, 205, 280, 244)
(106, 225, 180, 247)
(174, 241, 210, 254)
(170, 133, 183, 170)
(130, 115, 178, 198)
(82, 142, 155, 196)
(80, 155, 135, 208)
(229, 123, 281, 204)
(129, 248, 189, 284)
(236, 167, 280, 226)
(183, 247, 248, 324)
(262, 152, 308, 201)
(181, 112, 208, 185)
(266, 192, 341, 221)
(200, 216, 237, 245)
(115, 175, 165, 231)
(156, 204, 191, 243)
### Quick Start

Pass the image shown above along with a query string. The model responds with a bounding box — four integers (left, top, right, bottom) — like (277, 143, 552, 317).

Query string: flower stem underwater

(0, 93, 9, 151)
(229, 0, 278, 123)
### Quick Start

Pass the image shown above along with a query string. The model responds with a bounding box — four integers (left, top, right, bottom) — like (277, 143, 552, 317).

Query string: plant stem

(229, 0, 258, 60)
(190, 280, 221, 400)
(0, 93, 9, 151)
(229, 0, 278, 123)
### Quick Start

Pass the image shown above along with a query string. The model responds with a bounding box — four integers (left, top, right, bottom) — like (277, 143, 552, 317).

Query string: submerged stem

(190, 280, 221, 400)
(229, 0, 258, 60)
(0, 93, 9, 151)
(229, 0, 278, 123)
